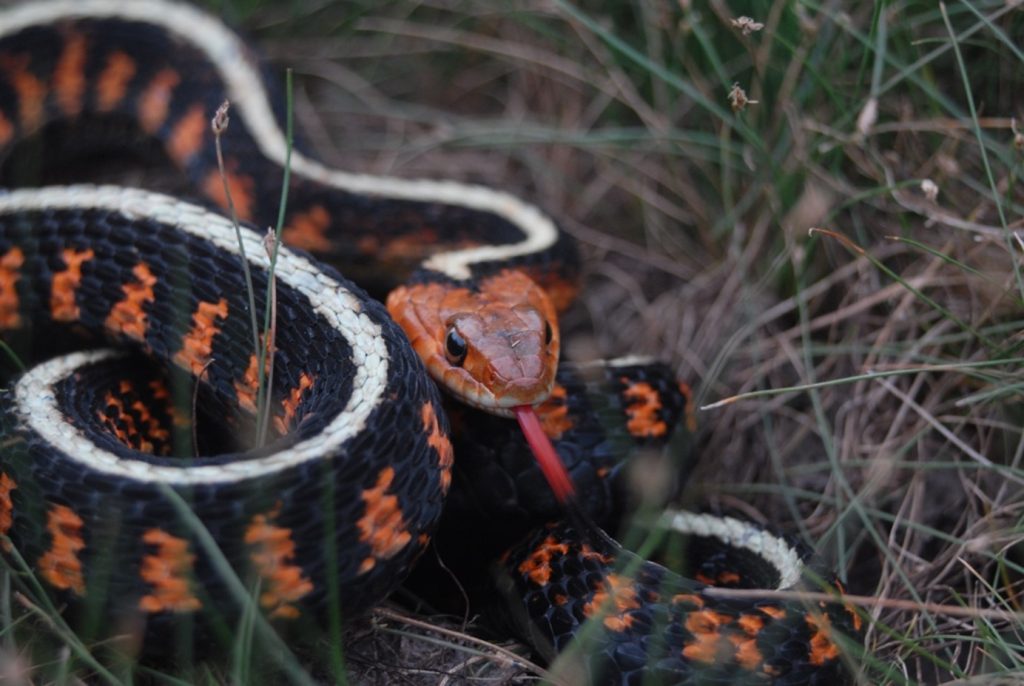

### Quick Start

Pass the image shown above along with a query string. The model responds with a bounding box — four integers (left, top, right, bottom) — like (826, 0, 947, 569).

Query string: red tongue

(514, 404, 575, 504)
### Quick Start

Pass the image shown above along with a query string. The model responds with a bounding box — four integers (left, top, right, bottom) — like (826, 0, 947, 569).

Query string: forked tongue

(513, 404, 576, 504)
(514, 405, 623, 548)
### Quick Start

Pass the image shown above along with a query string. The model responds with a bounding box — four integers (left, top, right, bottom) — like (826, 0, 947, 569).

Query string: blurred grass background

(5, 0, 1024, 683)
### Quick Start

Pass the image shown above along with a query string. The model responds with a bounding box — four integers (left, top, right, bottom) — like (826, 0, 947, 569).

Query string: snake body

(0, 1, 861, 682)
(0, 185, 451, 629)
(502, 514, 861, 685)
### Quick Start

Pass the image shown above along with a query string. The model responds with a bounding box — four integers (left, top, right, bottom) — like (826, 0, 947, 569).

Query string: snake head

(386, 269, 559, 415)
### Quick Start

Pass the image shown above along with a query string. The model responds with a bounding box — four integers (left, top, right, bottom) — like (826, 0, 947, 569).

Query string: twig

(700, 359, 1024, 410)
(255, 68, 294, 448)
(372, 607, 555, 682)
(257, 229, 279, 444)
(212, 102, 263, 442)
(701, 587, 1024, 622)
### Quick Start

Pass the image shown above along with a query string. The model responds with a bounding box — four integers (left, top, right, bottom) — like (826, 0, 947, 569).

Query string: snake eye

(544, 321, 554, 346)
(445, 327, 468, 365)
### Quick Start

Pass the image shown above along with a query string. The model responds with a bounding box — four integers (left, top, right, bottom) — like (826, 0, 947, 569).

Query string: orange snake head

(386, 269, 559, 415)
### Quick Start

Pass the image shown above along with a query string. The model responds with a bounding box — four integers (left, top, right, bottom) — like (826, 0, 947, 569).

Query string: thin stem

(212, 102, 262, 439)
(256, 68, 294, 447)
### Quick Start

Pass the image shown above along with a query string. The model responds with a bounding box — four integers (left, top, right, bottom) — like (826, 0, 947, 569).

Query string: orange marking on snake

(149, 378, 190, 429)
(737, 614, 764, 635)
(357, 230, 481, 267)
(201, 168, 255, 222)
(356, 228, 441, 262)
(245, 505, 314, 620)
(167, 103, 207, 165)
(421, 401, 453, 494)
(131, 402, 171, 454)
(96, 50, 136, 111)
(519, 538, 613, 581)
(120, 379, 171, 454)
(386, 269, 559, 408)
(138, 68, 180, 133)
(681, 610, 734, 664)
(517, 534, 569, 586)
(1, 54, 45, 130)
(728, 633, 763, 670)
(583, 573, 640, 632)
(0, 246, 24, 328)
(105, 262, 156, 342)
(379, 229, 438, 260)
(716, 571, 741, 585)
(98, 389, 133, 447)
(273, 372, 314, 434)
(50, 248, 94, 321)
(832, 579, 862, 632)
(805, 612, 840, 665)
(98, 382, 168, 454)
(53, 32, 87, 117)
(0, 111, 12, 146)
(282, 205, 332, 253)
(173, 298, 229, 377)
(728, 614, 766, 670)
(678, 381, 698, 432)
(580, 543, 613, 564)
(382, 231, 480, 264)
(847, 604, 862, 632)
(536, 383, 572, 439)
(356, 467, 412, 574)
(672, 593, 705, 608)
(758, 605, 786, 620)
(356, 235, 378, 255)
(0, 473, 16, 552)
(234, 351, 268, 414)
(621, 379, 668, 438)
(38, 504, 86, 596)
(523, 267, 579, 314)
(148, 379, 168, 399)
(138, 529, 202, 613)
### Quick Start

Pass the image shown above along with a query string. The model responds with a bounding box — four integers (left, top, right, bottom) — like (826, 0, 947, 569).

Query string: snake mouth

(446, 373, 556, 418)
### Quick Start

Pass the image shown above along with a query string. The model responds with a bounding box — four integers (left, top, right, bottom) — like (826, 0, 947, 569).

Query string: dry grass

(255, 1, 1024, 682)
(4, 0, 1024, 683)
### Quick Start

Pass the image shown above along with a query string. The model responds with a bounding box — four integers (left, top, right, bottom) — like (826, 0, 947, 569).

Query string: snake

(0, 1, 862, 682)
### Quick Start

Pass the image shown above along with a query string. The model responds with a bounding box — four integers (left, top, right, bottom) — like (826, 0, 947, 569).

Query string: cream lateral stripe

(664, 511, 804, 589)
(0, 0, 559, 281)
(7, 185, 387, 486)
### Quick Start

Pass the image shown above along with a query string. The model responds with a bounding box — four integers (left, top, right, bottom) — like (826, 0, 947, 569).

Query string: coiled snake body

(0, 1, 861, 682)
